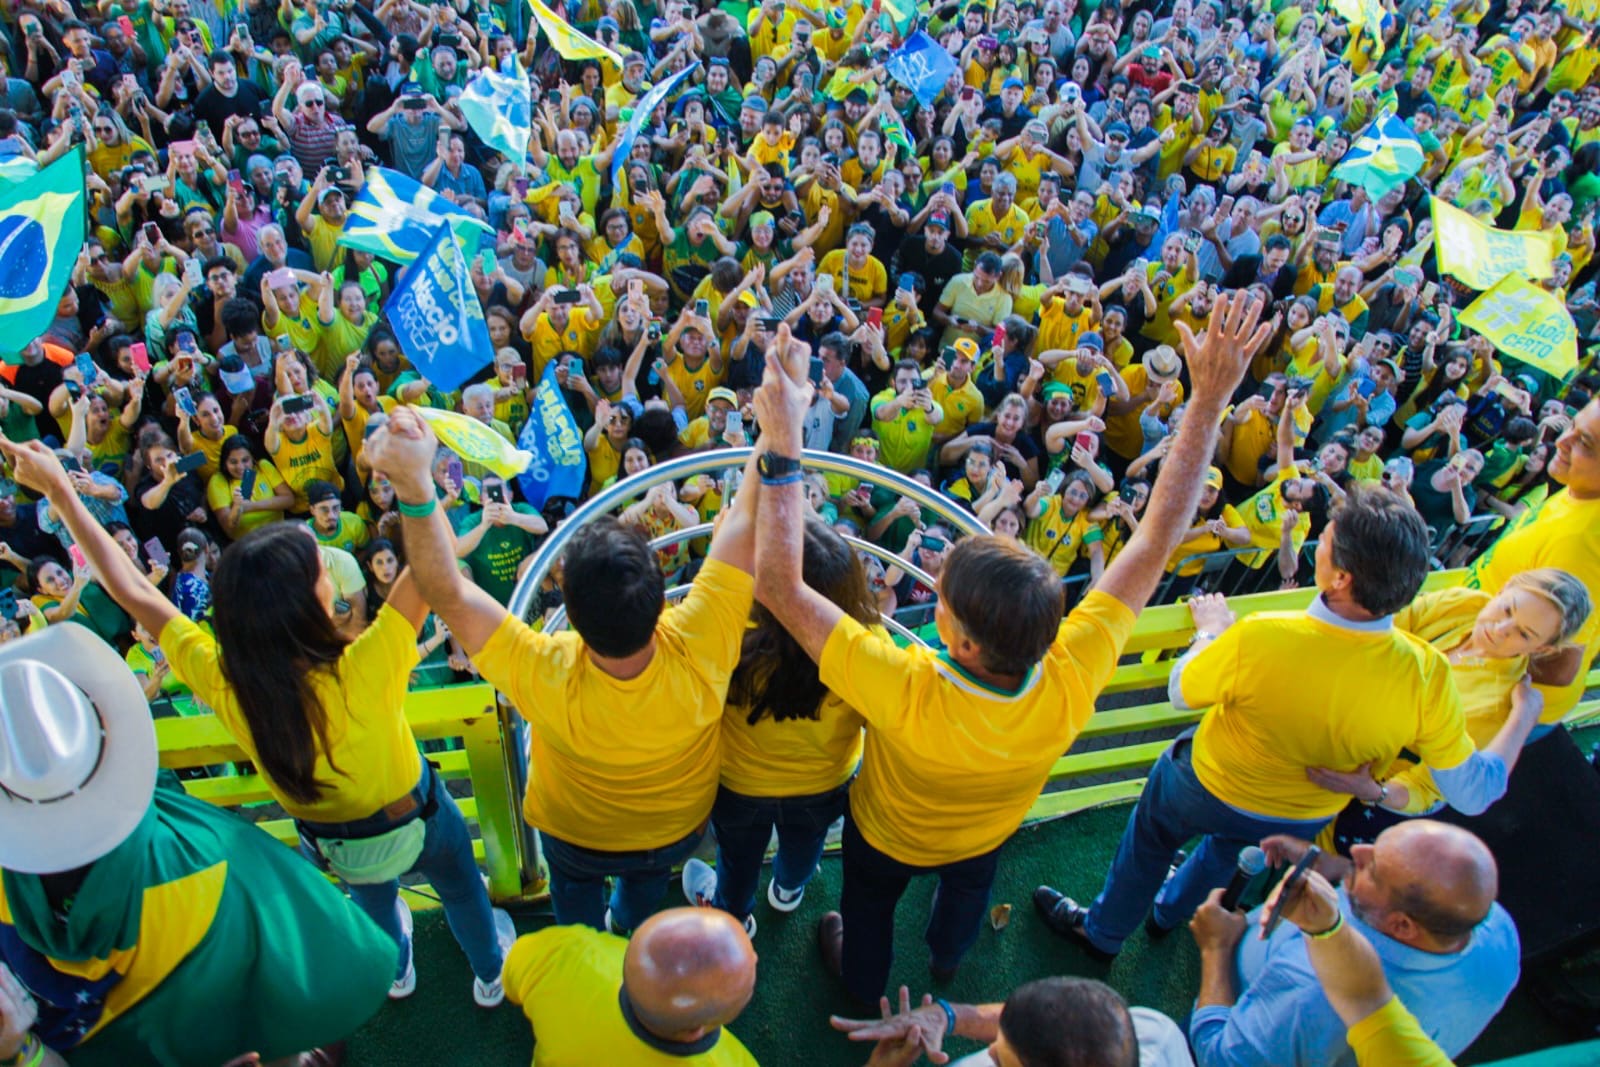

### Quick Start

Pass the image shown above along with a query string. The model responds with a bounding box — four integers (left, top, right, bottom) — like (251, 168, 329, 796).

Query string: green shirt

(458, 504, 544, 604)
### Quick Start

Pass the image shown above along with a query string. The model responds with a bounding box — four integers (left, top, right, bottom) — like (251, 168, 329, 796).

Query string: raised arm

(1095, 292, 1272, 613)
(360, 408, 510, 655)
(0, 438, 179, 639)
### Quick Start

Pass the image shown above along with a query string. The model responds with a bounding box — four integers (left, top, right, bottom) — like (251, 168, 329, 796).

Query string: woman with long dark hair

(680, 517, 882, 933)
(1, 440, 511, 1009)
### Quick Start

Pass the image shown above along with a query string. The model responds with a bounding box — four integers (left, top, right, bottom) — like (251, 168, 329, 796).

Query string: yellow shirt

(1237, 469, 1312, 568)
(504, 926, 760, 1067)
(186, 424, 234, 481)
(718, 627, 886, 797)
(1180, 602, 1474, 820)
(870, 388, 939, 473)
(817, 250, 888, 307)
(1025, 501, 1094, 577)
(205, 460, 288, 534)
(818, 590, 1136, 865)
(666, 353, 726, 421)
(270, 423, 343, 512)
(1166, 504, 1246, 576)
(1104, 365, 1182, 460)
(1468, 488, 1600, 720)
(471, 559, 754, 850)
(1382, 588, 1526, 812)
(1348, 997, 1454, 1067)
(928, 373, 985, 438)
(963, 199, 1031, 268)
(529, 307, 602, 378)
(160, 606, 423, 823)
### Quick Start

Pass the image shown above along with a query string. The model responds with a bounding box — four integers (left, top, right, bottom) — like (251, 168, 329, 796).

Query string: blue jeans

(539, 826, 705, 932)
(298, 762, 503, 982)
(710, 780, 850, 922)
(840, 808, 1001, 1006)
(1084, 735, 1330, 954)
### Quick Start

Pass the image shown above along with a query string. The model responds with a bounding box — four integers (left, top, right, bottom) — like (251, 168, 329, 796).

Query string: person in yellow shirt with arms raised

(747, 291, 1274, 1006)
(362, 404, 758, 935)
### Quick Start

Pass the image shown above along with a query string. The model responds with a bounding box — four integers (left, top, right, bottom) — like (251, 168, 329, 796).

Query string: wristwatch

(757, 452, 803, 481)
(1363, 781, 1390, 807)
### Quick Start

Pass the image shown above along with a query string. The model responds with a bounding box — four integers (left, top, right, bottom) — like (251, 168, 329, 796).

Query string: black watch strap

(758, 452, 803, 479)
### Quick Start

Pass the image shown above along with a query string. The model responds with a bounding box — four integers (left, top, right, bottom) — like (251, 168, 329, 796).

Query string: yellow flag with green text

(1431, 199, 1557, 291)
(525, 0, 623, 67)
(1456, 273, 1578, 378)
(414, 407, 534, 479)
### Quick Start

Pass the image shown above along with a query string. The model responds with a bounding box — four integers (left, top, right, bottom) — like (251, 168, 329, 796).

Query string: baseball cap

(1104, 122, 1131, 140)
(1042, 382, 1073, 401)
(737, 291, 759, 307)
(951, 337, 980, 360)
(306, 480, 341, 507)
(1079, 331, 1104, 351)
(708, 386, 738, 408)
(927, 212, 951, 230)
(1002, 77, 1026, 90)
(1204, 466, 1224, 490)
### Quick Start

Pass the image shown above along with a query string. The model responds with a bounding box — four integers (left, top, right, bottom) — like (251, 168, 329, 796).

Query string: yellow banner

(413, 407, 534, 479)
(1431, 199, 1558, 291)
(1457, 273, 1578, 377)
(525, 0, 623, 68)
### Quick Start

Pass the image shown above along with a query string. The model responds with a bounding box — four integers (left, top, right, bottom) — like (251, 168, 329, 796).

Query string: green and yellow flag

(0, 149, 85, 364)
(525, 0, 623, 67)
(1457, 272, 1578, 378)
(1431, 198, 1558, 291)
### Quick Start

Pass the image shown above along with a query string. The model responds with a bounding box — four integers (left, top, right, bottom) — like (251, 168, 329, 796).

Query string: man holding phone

(1186, 822, 1517, 1067)
(452, 476, 551, 605)
(870, 360, 946, 475)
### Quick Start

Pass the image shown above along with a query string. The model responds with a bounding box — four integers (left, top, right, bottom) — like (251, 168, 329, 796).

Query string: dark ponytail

(210, 524, 348, 805)
(729, 517, 879, 724)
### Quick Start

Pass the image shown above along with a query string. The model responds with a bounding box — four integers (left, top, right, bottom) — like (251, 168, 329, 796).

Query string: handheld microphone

(1220, 845, 1268, 912)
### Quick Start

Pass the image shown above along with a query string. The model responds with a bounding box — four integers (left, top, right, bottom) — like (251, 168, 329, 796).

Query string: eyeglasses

(192, 227, 214, 237)
(238, 127, 260, 136)
(304, 99, 325, 108)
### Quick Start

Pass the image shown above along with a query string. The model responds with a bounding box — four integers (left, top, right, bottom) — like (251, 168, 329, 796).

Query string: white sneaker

(473, 908, 516, 1009)
(767, 879, 805, 913)
(389, 897, 416, 1000)
(742, 913, 757, 939)
(681, 858, 718, 909)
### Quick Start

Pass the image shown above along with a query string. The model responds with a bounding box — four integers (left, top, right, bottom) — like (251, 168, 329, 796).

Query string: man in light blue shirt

(1188, 821, 1518, 1067)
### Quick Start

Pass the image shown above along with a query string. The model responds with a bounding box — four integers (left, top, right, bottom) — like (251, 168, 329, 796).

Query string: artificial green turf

(343, 797, 1591, 1066)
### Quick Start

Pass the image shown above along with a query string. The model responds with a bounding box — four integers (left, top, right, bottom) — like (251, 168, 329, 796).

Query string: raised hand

(1175, 290, 1271, 407)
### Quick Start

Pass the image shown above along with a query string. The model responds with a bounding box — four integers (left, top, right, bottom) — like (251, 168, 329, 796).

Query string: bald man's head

(621, 908, 758, 1043)
(1350, 821, 1498, 951)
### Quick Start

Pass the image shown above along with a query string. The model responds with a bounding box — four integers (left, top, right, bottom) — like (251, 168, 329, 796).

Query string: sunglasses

(304, 99, 325, 108)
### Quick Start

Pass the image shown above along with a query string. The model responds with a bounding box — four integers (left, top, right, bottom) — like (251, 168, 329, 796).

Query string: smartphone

(1118, 482, 1141, 504)
(145, 177, 170, 194)
(68, 544, 90, 573)
(510, 363, 527, 382)
(64, 380, 82, 400)
(1257, 381, 1278, 401)
(1357, 378, 1378, 399)
(142, 222, 161, 245)
(268, 267, 297, 290)
(0, 588, 16, 620)
(940, 181, 957, 198)
(74, 351, 98, 385)
(725, 410, 744, 438)
(183, 258, 204, 287)
(1075, 431, 1096, 453)
(239, 468, 257, 499)
(476, 9, 492, 32)
(921, 534, 947, 552)
(694, 298, 710, 318)
(445, 456, 464, 490)
(485, 480, 506, 504)
(808, 358, 824, 386)
(1095, 370, 1116, 395)
(992, 324, 1007, 351)
(815, 274, 834, 294)
(281, 393, 314, 415)
(479, 250, 496, 274)
(174, 387, 198, 417)
(960, 86, 975, 101)
(1045, 467, 1067, 493)
(648, 321, 662, 341)
(865, 306, 883, 329)
(552, 288, 582, 305)
(513, 176, 529, 197)
(59, 453, 82, 473)
(1261, 846, 1321, 939)
(1420, 281, 1439, 304)
(174, 452, 207, 474)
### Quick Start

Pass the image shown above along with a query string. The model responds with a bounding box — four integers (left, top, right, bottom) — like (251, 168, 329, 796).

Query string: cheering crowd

(0, 0, 1598, 1061)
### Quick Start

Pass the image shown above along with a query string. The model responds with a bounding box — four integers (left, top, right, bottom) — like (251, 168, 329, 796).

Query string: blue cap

(1080, 331, 1104, 350)
(1002, 77, 1026, 90)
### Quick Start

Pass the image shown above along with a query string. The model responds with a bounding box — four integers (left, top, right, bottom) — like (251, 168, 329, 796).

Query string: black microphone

(1220, 845, 1268, 911)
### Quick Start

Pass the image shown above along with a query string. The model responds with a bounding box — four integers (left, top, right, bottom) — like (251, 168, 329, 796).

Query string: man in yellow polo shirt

(749, 295, 1275, 1004)
(1468, 398, 1600, 726)
(364, 406, 757, 934)
(504, 908, 759, 1065)
(1038, 489, 1516, 959)
(928, 338, 985, 447)
(870, 359, 945, 474)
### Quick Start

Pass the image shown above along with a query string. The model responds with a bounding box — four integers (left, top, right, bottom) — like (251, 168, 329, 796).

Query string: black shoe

(929, 961, 958, 985)
(818, 911, 844, 980)
(1033, 886, 1117, 963)
(1145, 914, 1177, 939)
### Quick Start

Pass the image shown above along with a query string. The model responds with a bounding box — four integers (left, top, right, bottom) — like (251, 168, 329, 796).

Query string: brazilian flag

(0, 777, 395, 1065)
(0, 148, 85, 365)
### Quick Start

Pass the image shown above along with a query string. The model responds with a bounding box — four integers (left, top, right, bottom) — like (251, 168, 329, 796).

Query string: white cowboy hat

(0, 624, 158, 874)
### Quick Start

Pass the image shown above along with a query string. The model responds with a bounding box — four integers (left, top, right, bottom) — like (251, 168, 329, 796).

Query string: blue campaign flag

(459, 65, 532, 160)
(515, 360, 588, 508)
(382, 223, 494, 392)
(610, 65, 697, 190)
(339, 167, 492, 264)
(885, 32, 959, 108)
